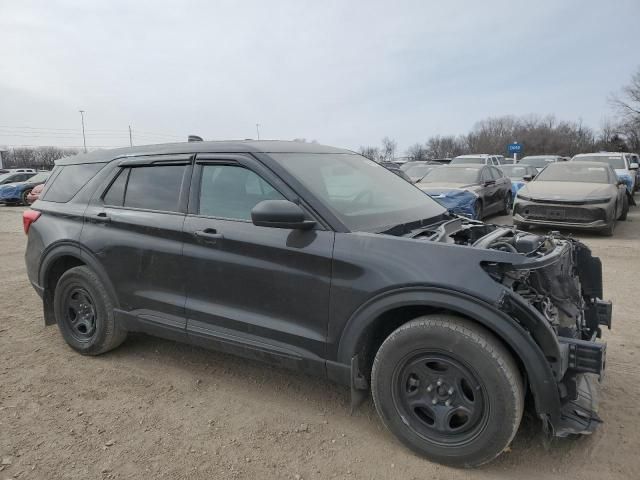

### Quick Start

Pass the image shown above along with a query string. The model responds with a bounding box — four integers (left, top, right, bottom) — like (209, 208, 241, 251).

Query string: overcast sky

(1, 0, 639, 153)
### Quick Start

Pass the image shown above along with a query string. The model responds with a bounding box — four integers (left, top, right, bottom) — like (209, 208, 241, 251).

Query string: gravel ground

(1, 205, 639, 480)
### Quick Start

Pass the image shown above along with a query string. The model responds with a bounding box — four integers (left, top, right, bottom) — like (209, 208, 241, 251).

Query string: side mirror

(523, 175, 533, 182)
(483, 180, 495, 187)
(251, 200, 316, 230)
(630, 162, 639, 170)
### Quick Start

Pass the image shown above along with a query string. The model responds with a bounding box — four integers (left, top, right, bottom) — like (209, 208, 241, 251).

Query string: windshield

(28, 172, 50, 183)
(450, 157, 486, 165)
(500, 165, 532, 179)
(0, 173, 13, 183)
(519, 156, 556, 168)
(404, 164, 437, 178)
(535, 163, 610, 183)
(270, 153, 446, 232)
(573, 155, 626, 170)
(420, 166, 481, 184)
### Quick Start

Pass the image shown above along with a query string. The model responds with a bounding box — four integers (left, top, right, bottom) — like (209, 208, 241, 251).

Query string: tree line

(361, 67, 640, 162)
(1, 147, 79, 170)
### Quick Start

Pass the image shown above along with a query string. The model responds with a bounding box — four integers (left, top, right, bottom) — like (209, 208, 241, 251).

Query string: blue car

(0, 171, 50, 205)
(499, 164, 538, 199)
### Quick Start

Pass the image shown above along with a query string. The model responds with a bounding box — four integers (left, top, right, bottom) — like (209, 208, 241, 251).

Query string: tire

(21, 189, 32, 206)
(53, 266, 127, 355)
(619, 196, 628, 221)
(500, 193, 512, 215)
(601, 221, 615, 236)
(371, 315, 524, 468)
(473, 200, 483, 220)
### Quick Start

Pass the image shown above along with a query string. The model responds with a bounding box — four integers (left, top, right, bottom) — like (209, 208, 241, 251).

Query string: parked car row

(0, 170, 50, 205)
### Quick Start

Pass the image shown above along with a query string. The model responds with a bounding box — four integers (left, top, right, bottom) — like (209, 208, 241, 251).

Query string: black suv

(24, 141, 611, 467)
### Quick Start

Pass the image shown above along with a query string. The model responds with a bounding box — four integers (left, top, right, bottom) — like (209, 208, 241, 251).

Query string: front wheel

(371, 315, 524, 468)
(501, 194, 512, 215)
(473, 200, 483, 220)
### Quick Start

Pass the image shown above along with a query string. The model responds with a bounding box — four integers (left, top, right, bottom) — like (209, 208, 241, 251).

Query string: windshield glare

(405, 164, 437, 178)
(420, 167, 481, 184)
(28, 173, 49, 183)
(574, 155, 625, 170)
(0, 173, 12, 183)
(270, 153, 446, 232)
(535, 163, 610, 183)
(519, 156, 556, 168)
(500, 166, 532, 178)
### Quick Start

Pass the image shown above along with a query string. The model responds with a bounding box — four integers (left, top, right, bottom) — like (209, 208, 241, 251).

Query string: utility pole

(129, 125, 133, 147)
(79, 110, 87, 153)
(256, 123, 260, 140)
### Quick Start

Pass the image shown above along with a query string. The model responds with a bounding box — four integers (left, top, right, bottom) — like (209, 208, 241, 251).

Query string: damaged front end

(423, 218, 611, 436)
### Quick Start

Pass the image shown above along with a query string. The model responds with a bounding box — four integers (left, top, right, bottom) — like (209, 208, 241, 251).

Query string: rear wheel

(21, 189, 32, 206)
(54, 266, 127, 355)
(371, 315, 524, 468)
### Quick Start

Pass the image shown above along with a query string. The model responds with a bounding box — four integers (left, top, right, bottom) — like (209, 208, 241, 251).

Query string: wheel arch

(336, 287, 562, 427)
(39, 242, 118, 326)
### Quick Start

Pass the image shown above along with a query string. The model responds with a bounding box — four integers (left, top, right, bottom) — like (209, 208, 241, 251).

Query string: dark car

(25, 141, 610, 467)
(0, 170, 36, 186)
(0, 171, 50, 205)
(400, 161, 441, 183)
(499, 164, 538, 198)
(417, 164, 512, 219)
(513, 161, 629, 235)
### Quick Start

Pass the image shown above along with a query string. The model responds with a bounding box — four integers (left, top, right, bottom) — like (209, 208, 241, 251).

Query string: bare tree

(2, 146, 79, 169)
(359, 146, 380, 161)
(406, 143, 428, 162)
(380, 137, 397, 161)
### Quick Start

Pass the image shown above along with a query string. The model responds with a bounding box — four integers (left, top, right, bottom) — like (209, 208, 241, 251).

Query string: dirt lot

(1, 205, 639, 480)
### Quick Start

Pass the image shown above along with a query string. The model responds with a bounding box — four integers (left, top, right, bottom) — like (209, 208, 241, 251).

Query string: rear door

(181, 153, 334, 372)
(81, 155, 192, 340)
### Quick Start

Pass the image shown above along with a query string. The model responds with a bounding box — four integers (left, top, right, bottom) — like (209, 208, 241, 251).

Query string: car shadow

(100, 332, 594, 474)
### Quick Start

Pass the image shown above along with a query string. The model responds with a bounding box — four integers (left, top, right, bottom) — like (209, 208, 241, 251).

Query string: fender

(336, 287, 563, 426)
(39, 241, 120, 324)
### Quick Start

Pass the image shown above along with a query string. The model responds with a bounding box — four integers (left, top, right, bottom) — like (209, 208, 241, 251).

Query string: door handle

(194, 228, 224, 243)
(90, 212, 111, 223)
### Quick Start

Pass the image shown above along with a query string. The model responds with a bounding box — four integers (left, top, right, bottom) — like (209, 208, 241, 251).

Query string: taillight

(23, 209, 41, 235)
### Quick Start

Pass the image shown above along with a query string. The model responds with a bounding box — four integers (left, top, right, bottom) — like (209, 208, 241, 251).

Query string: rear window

(42, 163, 104, 203)
(103, 165, 187, 212)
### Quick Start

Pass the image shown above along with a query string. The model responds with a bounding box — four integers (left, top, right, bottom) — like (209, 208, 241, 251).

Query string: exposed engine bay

(408, 216, 611, 344)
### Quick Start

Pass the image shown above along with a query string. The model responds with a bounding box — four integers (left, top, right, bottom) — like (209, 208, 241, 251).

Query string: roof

(455, 154, 491, 158)
(573, 152, 626, 157)
(441, 164, 484, 169)
(55, 140, 355, 165)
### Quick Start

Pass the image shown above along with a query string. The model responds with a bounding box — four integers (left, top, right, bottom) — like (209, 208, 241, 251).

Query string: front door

(182, 154, 334, 373)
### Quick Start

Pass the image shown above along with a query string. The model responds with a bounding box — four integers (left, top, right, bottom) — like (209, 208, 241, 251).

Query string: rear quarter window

(41, 163, 105, 203)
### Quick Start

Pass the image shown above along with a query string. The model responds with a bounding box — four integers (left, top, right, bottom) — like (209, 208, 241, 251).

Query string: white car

(571, 152, 639, 194)
(518, 155, 565, 173)
(450, 154, 501, 166)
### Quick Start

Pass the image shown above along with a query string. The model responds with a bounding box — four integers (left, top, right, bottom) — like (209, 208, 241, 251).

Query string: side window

(490, 167, 503, 179)
(124, 165, 186, 212)
(481, 169, 491, 182)
(103, 169, 128, 207)
(198, 165, 285, 220)
(42, 163, 105, 203)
